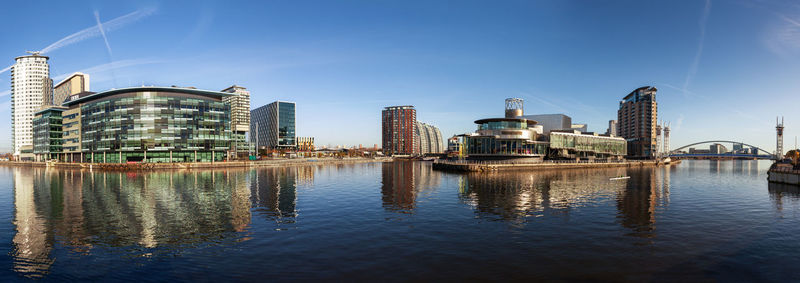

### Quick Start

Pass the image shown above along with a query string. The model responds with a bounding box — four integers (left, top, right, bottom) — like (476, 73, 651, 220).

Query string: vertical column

(170, 150, 173, 163)
(194, 150, 197, 162)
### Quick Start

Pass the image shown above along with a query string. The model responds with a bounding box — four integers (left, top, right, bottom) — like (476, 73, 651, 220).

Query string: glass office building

(32, 107, 66, 161)
(251, 101, 296, 150)
(60, 87, 233, 163)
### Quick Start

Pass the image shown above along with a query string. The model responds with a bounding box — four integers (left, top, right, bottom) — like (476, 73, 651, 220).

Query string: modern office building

(618, 86, 658, 159)
(382, 106, 416, 156)
(519, 114, 572, 134)
(221, 85, 252, 158)
(415, 122, 444, 154)
(53, 72, 90, 106)
(33, 106, 66, 161)
(51, 86, 233, 162)
(607, 120, 618, 136)
(11, 52, 50, 159)
(251, 101, 296, 151)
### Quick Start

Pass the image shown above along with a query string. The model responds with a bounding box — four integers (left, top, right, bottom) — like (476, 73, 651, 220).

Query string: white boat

(610, 176, 630, 180)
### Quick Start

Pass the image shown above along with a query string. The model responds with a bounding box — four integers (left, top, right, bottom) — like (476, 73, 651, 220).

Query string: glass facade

(72, 89, 232, 163)
(466, 137, 547, 156)
(478, 121, 527, 130)
(278, 102, 295, 147)
(32, 108, 64, 160)
(549, 132, 627, 156)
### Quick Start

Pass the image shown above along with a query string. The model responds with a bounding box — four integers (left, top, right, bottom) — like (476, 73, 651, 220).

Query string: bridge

(667, 140, 775, 160)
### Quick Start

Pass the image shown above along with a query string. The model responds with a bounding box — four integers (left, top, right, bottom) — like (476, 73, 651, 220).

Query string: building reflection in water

(250, 166, 309, 223)
(768, 182, 800, 213)
(457, 166, 671, 237)
(380, 161, 442, 213)
(10, 167, 264, 278)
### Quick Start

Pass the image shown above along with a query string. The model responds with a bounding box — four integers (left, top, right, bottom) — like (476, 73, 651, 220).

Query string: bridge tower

(656, 122, 663, 158)
(776, 116, 785, 159)
(664, 122, 670, 155)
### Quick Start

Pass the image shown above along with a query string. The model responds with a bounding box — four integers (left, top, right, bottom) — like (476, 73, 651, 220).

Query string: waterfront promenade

(432, 159, 677, 172)
(0, 157, 393, 170)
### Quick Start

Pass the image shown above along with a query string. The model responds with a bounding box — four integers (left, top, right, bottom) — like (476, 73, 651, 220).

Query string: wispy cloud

(683, 0, 712, 92)
(53, 58, 163, 82)
(0, 90, 9, 98)
(766, 11, 800, 55)
(40, 7, 157, 54)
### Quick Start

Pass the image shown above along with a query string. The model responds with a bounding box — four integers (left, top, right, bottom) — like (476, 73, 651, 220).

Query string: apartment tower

(221, 85, 252, 157)
(382, 106, 416, 155)
(11, 52, 50, 158)
(617, 86, 658, 159)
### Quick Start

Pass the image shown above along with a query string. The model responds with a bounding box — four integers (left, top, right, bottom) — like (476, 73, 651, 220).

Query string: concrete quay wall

(0, 158, 393, 171)
(432, 160, 666, 172)
(768, 169, 800, 185)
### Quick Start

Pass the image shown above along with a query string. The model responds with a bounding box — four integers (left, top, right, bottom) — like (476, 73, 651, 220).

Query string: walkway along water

(0, 157, 393, 171)
(431, 159, 679, 172)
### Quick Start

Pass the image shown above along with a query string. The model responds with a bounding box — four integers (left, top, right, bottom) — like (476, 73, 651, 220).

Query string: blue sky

(1, 0, 799, 153)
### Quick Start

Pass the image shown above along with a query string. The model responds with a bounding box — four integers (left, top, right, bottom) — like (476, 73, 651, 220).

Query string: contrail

(40, 6, 156, 54)
(683, 0, 712, 92)
(0, 65, 10, 75)
(94, 10, 117, 87)
(94, 10, 113, 57)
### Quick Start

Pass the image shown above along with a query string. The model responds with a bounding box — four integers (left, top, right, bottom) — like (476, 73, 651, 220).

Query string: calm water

(1, 160, 798, 281)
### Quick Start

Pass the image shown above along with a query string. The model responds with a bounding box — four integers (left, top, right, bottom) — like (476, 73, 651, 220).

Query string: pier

(432, 159, 677, 172)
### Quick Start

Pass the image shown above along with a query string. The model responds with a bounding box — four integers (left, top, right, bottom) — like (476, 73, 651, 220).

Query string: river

(0, 160, 797, 281)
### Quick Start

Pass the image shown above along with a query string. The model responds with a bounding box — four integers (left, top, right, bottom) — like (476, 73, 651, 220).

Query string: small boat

(609, 176, 630, 180)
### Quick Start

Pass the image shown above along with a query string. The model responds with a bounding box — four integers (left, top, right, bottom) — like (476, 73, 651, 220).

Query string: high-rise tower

(617, 86, 658, 159)
(776, 116, 784, 159)
(11, 52, 50, 159)
(382, 106, 416, 155)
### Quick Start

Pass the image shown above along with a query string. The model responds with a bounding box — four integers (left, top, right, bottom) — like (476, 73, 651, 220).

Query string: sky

(1, 0, 799, 153)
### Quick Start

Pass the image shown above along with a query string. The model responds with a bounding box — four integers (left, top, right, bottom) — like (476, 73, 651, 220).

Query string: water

(0, 160, 798, 281)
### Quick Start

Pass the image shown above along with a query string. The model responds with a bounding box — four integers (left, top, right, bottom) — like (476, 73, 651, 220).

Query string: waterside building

(382, 106, 416, 156)
(33, 86, 234, 162)
(618, 86, 658, 159)
(11, 53, 50, 159)
(251, 101, 296, 151)
(454, 98, 626, 161)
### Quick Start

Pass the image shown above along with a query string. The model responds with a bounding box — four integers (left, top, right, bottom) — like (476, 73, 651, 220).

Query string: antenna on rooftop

(25, 50, 42, 56)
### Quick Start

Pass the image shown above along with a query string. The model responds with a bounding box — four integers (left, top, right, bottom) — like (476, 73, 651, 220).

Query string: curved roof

(62, 86, 233, 106)
(474, 117, 538, 125)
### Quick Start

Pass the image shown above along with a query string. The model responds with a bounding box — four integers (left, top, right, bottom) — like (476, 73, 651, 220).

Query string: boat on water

(610, 176, 630, 180)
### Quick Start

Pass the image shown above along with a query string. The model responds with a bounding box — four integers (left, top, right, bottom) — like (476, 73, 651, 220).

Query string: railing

(433, 159, 628, 165)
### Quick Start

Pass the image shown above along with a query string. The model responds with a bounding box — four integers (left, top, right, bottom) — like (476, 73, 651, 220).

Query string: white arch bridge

(668, 140, 775, 160)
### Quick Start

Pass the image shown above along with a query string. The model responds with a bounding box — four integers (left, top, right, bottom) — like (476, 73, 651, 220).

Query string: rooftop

(62, 86, 233, 106)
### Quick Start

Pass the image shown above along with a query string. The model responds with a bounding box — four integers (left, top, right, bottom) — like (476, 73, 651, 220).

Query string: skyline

(2, 1, 800, 153)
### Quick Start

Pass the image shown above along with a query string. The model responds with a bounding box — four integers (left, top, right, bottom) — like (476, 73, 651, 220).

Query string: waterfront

(0, 160, 798, 281)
